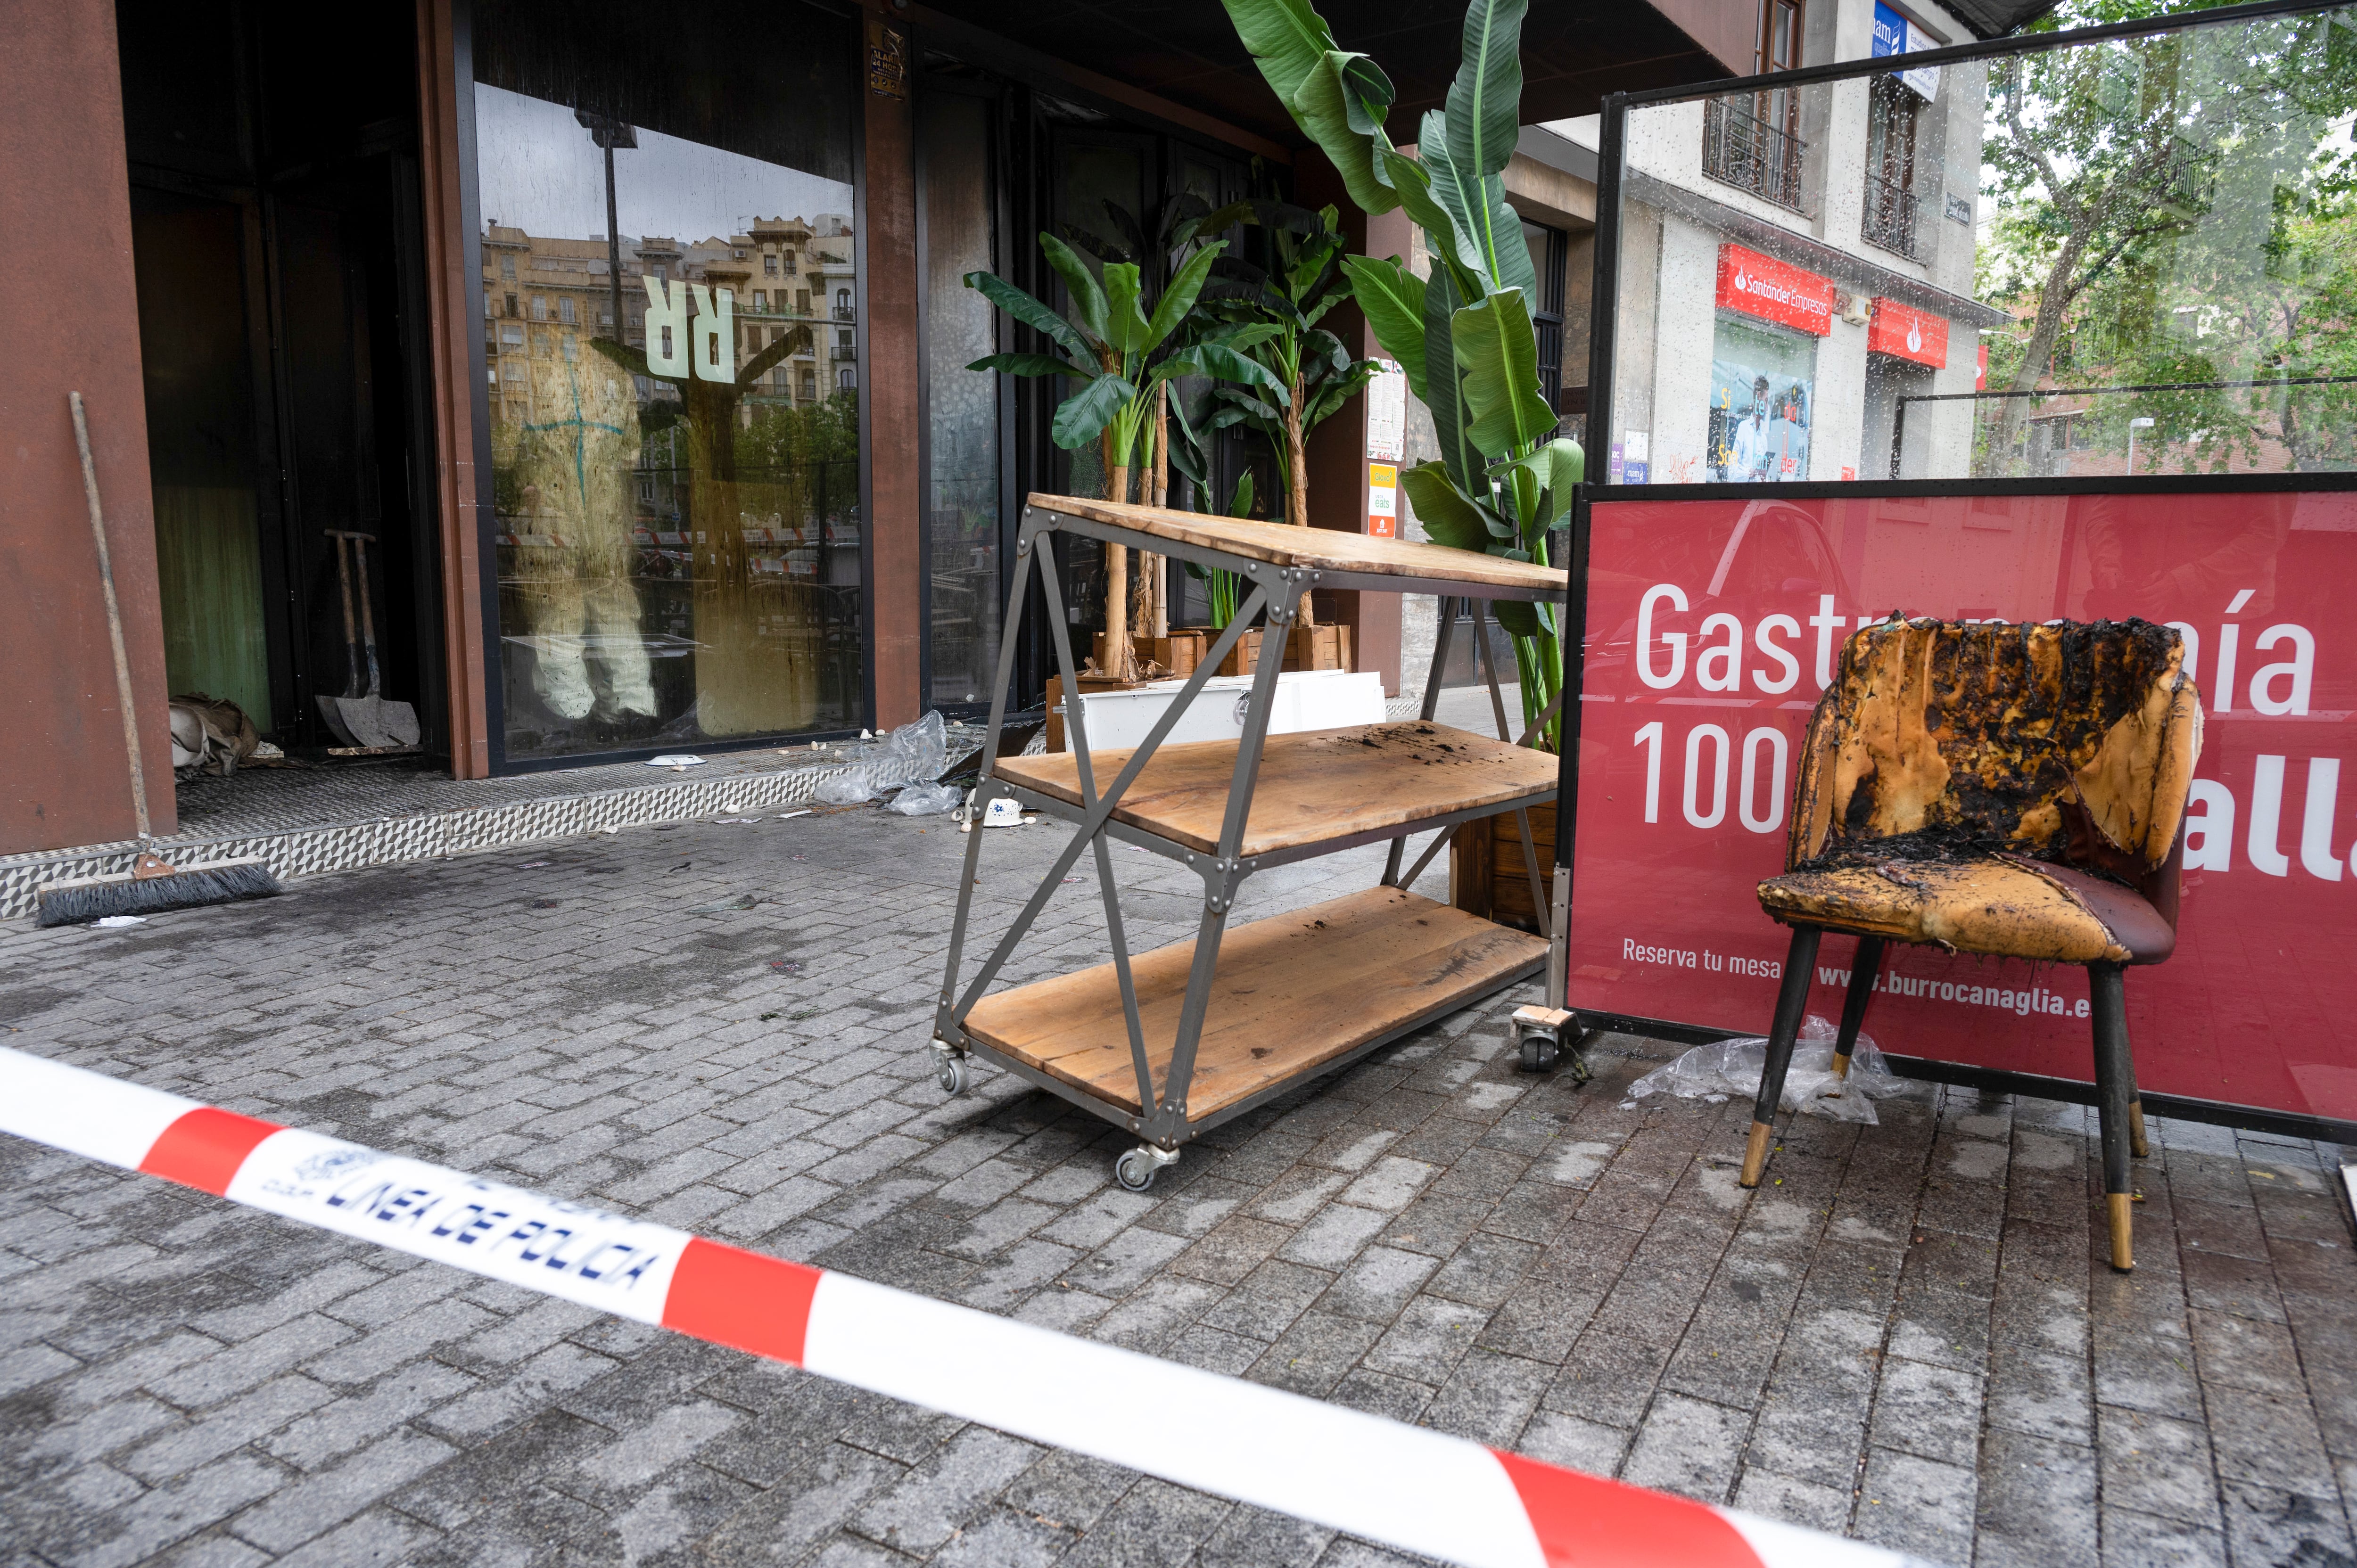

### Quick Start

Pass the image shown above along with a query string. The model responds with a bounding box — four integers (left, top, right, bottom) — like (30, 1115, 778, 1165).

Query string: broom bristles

(35, 860, 282, 927)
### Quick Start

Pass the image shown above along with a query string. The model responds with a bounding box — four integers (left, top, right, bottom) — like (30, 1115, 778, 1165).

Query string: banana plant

(1222, 0, 1579, 747)
(1166, 391, 1253, 628)
(963, 235, 1285, 481)
(1201, 200, 1381, 534)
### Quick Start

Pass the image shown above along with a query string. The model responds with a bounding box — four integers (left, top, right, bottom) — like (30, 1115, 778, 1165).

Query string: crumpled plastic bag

(887, 780, 962, 816)
(1623, 1014, 1909, 1124)
(868, 710, 948, 789)
(811, 773, 875, 805)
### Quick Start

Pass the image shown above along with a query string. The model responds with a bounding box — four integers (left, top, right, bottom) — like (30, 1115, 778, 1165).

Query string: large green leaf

(967, 352, 1088, 378)
(1444, 0, 1526, 181)
(1219, 0, 1334, 104)
(1339, 255, 1427, 400)
(1493, 599, 1541, 638)
(1164, 343, 1292, 401)
(1038, 233, 1109, 347)
(965, 271, 1093, 365)
(1102, 263, 1153, 354)
(1379, 147, 1483, 298)
(1288, 52, 1400, 213)
(1452, 288, 1555, 458)
(1423, 263, 1473, 493)
(1419, 118, 1534, 298)
(1400, 461, 1507, 552)
(1050, 372, 1137, 450)
(1146, 241, 1226, 347)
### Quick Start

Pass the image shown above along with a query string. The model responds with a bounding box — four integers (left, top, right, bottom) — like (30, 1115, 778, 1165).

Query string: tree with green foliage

(1221, 0, 1577, 745)
(1976, 0, 2357, 472)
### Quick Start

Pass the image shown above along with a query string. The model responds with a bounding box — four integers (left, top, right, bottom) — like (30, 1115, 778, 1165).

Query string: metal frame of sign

(1558, 0, 2357, 1143)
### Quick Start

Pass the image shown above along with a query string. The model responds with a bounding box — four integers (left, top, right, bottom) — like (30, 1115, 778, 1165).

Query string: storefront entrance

(121, 0, 442, 756)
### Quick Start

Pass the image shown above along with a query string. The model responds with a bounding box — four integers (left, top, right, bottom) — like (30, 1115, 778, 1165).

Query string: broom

(33, 394, 282, 928)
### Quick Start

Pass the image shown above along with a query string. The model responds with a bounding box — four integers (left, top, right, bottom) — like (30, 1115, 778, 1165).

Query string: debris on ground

(93, 915, 147, 928)
(1623, 1015, 1908, 1123)
(813, 774, 875, 805)
(887, 781, 961, 816)
(777, 809, 814, 821)
(647, 754, 705, 768)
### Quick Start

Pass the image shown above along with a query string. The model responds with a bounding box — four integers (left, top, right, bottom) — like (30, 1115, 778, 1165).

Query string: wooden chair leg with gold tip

(1742, 926, 1821, 1189)
(2088, 962, 2139, 1272)
(1831, 936, 1885, 1080)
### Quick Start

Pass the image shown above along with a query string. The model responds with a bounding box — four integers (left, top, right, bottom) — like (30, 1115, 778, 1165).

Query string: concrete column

(0, 0, 178, 852)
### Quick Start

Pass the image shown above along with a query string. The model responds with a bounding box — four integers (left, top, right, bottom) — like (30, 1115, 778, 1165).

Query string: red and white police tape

(0, 1046, 1914, 1568)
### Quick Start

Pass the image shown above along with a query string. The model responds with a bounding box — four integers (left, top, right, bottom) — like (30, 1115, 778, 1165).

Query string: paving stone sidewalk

(0, 803, 2352, 1568)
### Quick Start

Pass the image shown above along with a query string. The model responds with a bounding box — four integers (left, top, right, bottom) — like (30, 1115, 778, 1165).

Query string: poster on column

(1571, 491, 2357, 1124)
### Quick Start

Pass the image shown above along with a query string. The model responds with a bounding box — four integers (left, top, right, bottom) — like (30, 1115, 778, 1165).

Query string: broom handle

(70, 394, 151, 841)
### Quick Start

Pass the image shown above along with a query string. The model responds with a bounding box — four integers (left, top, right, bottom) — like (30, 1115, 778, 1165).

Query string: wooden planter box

(1450, 801, 1555, 933)
(1135, 631, 1207, 678)
(1286, 623, 1352, 672)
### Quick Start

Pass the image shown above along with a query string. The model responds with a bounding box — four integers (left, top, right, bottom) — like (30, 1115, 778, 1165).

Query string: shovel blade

(334, 695, 404, 750)
(378, 699, 421, 748)
(315, 694, 363, 747)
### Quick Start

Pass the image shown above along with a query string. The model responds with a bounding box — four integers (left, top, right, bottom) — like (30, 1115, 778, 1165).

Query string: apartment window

(753, 289, 768, 311)
(505, 292, 519, 317)
(733, 247, 747, 259)
(559, 296, 577, 324)
(801, 370, 817, 398)
(837, 366, 856, 391)
(796, 288, 810, 313)
(531, 295, 547, 320)
(501, 254, 516, 279)
(1523, 222, 1567, 414)
(501, 324, 524, 346)
(764, 253, 778, 276)
(1705, 0, 1808, 211)
(1862, 78, 1923, 259)
(834, 287, 851, 316)
(484, 287, 494, 318)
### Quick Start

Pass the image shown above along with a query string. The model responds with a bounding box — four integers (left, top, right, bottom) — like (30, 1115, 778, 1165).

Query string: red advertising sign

(1867, 297, 1949, 368)
(1572, 491, 2357, 1123)
(1714, 244, 1836, 336)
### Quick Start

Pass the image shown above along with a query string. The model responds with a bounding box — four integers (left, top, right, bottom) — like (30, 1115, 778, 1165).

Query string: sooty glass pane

(924, 92, 1000, 708)
(472, 0, 861, 761)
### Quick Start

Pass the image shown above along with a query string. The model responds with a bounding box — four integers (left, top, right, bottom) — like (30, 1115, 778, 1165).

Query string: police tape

(0, 1046, 1915, 1568)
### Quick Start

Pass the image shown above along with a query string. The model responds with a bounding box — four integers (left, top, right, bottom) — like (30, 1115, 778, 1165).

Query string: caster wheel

(1520, 1034, 1558, 1073)
(936, 1055, 969, 1097)
(1114, 1148, 1159, 1192)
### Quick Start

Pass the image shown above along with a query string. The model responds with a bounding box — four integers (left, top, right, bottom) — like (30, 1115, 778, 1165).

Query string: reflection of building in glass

(1610, 0, 2006, 484)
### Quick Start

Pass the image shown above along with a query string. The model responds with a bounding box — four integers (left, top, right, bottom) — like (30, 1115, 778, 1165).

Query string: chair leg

(1743, 926, 1822, 1189)
(1831, 936, 1884, 1079)
(2089, 961, 2135, 1272)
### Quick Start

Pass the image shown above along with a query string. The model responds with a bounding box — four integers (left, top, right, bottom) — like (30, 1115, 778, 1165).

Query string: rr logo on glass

(642, 278, 734, 382)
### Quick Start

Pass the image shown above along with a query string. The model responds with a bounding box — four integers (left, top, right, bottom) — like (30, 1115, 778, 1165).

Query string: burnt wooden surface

(1030, 495, 1569, 595)
(962, 887, 1547, 1119)
(997, 722, 1558, 858)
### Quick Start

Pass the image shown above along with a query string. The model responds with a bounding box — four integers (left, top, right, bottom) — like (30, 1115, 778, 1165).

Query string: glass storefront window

(470, 0, 861, 761)
(922, 89, 1002, 708)
(1604, 4, 2357, 485)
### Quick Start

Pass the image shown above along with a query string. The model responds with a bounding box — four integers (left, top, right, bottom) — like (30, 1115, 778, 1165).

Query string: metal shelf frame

(931, 498, 1571, 1177)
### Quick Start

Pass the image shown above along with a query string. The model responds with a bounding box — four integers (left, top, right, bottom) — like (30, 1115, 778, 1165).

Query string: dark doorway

(118, 0, 441, 756)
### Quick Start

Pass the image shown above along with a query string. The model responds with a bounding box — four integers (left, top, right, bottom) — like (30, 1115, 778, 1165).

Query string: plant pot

(1285, 623, 1352, 672)
(1215, 627, 1265, 677)
(1450, 801, 1556, 932)
(1135, 631, 1206, 678)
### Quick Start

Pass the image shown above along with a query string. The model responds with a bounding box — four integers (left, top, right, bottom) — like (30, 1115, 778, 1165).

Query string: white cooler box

(1061, 668, 1386, 752)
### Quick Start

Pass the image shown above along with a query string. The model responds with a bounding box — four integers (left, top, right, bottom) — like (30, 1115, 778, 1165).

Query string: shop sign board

(1570, 490, 2357, 1125)
(1867, 298, 1949, 368)
(1368, 463, 1397, 538)
(1366, 360, 1407, 463)
(1871, 2, 1942, 100)
(1714, 246, 1836, 337)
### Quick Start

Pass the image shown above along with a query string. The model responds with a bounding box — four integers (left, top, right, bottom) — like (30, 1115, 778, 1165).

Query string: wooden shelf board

(994, 722, 1558, 858)
(1030, 494, 1566, 595)
(964, 888, 1545, 1121)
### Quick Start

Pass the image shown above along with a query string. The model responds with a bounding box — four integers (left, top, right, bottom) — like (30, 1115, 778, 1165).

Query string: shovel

(315, 531, 421, 749)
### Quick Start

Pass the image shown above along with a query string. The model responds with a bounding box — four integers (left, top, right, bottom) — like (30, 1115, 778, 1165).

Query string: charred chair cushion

(1755, 618, 2203, 961)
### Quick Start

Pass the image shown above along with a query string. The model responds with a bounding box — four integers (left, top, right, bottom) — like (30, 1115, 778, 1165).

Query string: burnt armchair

(1744, 618, 2203, 1272)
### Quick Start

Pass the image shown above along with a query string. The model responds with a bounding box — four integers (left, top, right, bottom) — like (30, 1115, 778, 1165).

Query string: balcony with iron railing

(1862, 172, 1921, 260)
(1702, 95, 1808, 214)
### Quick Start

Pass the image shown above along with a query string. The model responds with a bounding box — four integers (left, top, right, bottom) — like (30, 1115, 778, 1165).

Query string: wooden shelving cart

(932, 495, 1567, 1190)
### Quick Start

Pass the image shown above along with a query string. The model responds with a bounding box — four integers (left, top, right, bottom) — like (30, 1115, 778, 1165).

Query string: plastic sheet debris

(813, 774, 876, 805)
(646, 754, 705, 767)
(888, 781, 962, 816)
(869, 710, 948, 788)
(94, 915, 147, 928)
(1623, 1015, 1908, 1124)
(777, 809, 814, 821)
